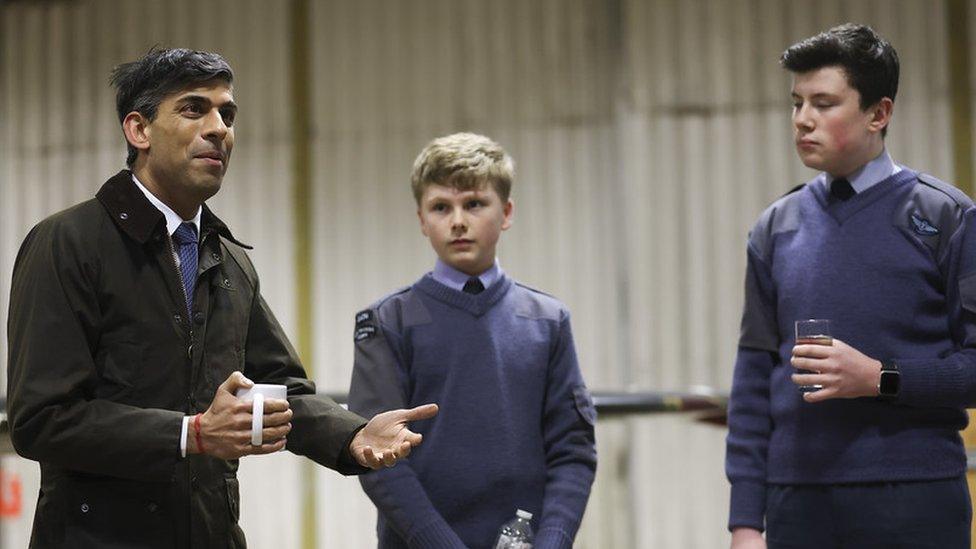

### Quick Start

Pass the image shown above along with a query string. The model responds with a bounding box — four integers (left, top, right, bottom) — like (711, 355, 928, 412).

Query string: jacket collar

(96, 170, 252, 249)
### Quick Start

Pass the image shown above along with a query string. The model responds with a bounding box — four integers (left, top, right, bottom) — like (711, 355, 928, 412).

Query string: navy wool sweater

(349, 274, 597, 549)
(726, 169, 976, 531)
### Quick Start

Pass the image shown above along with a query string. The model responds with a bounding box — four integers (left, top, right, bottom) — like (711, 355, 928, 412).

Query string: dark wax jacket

(6, 170, 367, 548)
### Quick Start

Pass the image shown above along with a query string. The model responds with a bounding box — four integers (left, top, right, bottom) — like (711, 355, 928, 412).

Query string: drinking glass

(794, 319, 831, 393)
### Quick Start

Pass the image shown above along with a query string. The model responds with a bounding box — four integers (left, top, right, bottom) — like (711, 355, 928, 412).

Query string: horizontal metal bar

(321, 388, 728, 415)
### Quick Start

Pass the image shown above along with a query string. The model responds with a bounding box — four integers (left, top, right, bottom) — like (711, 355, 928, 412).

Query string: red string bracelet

(193, 413, 205, 454)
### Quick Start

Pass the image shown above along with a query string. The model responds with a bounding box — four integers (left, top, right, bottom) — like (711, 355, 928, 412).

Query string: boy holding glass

(348, 133, 597, 548)
(726, 24, 976, 548)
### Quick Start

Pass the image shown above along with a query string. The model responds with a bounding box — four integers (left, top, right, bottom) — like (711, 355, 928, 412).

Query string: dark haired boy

(7, 47, 435, 547)
(348, 132, 597, 549)
(726, 24, 976, 549)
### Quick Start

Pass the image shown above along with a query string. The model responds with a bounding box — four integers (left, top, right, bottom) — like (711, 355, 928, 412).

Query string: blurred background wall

(0, 0, 972, 547)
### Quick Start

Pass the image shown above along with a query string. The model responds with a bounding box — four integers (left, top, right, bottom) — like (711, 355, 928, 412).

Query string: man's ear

(122, 111, 152, 154)
(868, 97, 893, 134)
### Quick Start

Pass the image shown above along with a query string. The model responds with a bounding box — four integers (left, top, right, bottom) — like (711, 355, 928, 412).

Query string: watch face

(880, 370, 900, 396)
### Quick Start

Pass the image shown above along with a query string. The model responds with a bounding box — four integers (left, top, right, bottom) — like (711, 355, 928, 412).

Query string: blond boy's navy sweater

(349, 274, 597, 549)
(726, 168, 976, 531)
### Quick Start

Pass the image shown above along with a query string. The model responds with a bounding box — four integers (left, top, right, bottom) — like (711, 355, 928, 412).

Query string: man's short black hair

(781, 23, 899, 111)
(110, 47, 234, 166)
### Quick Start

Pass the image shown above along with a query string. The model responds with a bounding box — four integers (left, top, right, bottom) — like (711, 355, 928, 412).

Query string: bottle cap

(516, 509, 532, 520)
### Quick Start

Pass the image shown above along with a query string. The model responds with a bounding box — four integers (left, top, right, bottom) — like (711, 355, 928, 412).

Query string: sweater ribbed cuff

(407, 519, 464, 549)
(535, 527, 574, 549)
(729, 480, 766, 532)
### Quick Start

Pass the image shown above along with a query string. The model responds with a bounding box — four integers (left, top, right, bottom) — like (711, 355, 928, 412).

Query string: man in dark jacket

(6, 47, 437, 548)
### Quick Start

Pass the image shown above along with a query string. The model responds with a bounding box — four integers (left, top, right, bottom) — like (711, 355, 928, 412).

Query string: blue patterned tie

(172, 222, 198, 314)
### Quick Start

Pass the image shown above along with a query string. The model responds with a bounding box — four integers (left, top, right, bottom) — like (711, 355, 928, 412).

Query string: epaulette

(513, 281, 559, 300)
(781, 183, 805, 198)
(356, 285, 430, 337)
(916, 173, 973, 208)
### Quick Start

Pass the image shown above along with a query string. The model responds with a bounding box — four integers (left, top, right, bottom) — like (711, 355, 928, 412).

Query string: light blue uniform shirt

(821, 148, 902, 195)
(430, 259, 503, 292)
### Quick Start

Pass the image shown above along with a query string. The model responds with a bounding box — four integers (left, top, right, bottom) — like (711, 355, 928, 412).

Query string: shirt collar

(823, 148, 902, 195)
(431, 259, 503, 292)
(131, 173, 202, 237)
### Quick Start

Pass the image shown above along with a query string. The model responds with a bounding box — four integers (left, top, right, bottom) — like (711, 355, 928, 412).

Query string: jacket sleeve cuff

(335, 424, 369, 474)
(728, 480, 766, 532)
(535, 527, 574, 549)
(406, 518, 466, 548)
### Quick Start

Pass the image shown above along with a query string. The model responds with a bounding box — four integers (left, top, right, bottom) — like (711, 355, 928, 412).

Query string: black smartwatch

(878, 359, 900, 398)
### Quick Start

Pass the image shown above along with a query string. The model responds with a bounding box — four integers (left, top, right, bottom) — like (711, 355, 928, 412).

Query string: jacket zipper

(167, 233, 197, 539)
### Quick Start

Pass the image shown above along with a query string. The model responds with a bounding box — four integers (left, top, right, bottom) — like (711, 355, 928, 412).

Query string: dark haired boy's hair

(781, 24, 899, 135)
(110, 48, 234, 166)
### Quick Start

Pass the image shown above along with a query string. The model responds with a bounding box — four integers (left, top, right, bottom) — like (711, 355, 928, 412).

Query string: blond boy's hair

(410, 133, 514, 204)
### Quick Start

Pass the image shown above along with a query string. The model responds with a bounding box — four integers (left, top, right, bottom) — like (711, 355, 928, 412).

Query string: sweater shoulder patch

(362, 286, 432, 336)
(749, 185, 807, 259)
(400, 290, 433, 327)
(895, 175, 971, 258)
(512, 283, 564, 321)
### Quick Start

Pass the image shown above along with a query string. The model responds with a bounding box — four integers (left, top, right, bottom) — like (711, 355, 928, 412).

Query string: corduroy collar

(96, 170, 251, 249)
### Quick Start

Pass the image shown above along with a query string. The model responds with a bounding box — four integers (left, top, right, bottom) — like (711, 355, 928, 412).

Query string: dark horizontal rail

(323, 389, 730, 421)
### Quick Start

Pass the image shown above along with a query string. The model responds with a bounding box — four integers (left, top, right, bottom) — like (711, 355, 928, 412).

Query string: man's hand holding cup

(188, 371, 292, 459)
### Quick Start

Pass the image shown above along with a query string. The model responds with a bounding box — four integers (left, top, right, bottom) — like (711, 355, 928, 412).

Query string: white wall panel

(0, 0, 966, 548)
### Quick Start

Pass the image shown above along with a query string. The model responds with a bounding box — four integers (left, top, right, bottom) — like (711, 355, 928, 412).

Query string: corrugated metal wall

(0, 0, 964, 547)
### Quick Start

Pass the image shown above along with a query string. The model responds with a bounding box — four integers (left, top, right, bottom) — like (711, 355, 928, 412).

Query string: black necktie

(462, 277, 485, 295)
(830, 178, 855, 201)
(172, 222, 199, 314)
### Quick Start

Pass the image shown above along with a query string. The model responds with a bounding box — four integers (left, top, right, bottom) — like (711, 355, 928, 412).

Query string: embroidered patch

(354, 325, 376, 341)
(354, 309, 377, 341)
(355, 309, 374, 326)
(910, 213, 940, 236)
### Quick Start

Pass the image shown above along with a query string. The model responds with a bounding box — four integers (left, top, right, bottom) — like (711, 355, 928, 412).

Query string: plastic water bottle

(494, 509, 534, 549)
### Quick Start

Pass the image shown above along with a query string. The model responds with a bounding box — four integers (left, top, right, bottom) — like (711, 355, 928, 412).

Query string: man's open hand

(349, 403, 439, 469)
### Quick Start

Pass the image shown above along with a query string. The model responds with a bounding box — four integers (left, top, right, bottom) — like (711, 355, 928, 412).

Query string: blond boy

(349, 133, 597, 549)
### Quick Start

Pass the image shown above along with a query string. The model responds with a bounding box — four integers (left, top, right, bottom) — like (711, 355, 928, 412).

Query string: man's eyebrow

(174, 95, 238, 112)
(175, 94, 211, 105)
